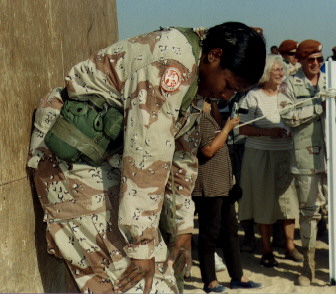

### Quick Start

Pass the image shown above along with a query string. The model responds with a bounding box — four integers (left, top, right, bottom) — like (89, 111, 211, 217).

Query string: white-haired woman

(238, 55, 302, 267)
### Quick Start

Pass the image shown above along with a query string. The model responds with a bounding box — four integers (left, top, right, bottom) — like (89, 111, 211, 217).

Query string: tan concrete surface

(0, 1, 118, 292)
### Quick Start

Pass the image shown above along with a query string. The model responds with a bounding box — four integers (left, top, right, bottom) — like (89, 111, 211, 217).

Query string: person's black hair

(202, 22, 266, 86)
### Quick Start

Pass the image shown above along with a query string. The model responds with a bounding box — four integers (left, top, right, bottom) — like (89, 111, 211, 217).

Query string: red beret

(278, 40, 298, 55)
(296, 39, 322, 60)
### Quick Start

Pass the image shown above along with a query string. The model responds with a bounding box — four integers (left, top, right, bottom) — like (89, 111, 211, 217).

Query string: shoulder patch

(161, 66, 182, 92)
(293, 78, 304, 85)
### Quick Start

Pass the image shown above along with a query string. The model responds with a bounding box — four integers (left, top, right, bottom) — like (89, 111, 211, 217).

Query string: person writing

(192, 100, 262, 293)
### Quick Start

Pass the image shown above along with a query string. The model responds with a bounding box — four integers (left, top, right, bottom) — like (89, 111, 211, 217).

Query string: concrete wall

(0, 1, 118, 292)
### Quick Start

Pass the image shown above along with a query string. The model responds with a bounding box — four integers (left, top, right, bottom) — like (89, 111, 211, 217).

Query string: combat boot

(298, 247, 315, 286)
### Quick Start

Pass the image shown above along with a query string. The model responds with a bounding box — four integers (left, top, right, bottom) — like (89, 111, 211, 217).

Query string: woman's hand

(116, 258, 155, 294)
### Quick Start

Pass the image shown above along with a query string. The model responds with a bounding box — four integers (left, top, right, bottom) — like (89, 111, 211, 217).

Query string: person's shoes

(203, 284, 226, 293)
(260, 252, 279, 267)
(230, 280, 263, 289)
(214, 252, 227, 272)
(285, 248, 303, 262)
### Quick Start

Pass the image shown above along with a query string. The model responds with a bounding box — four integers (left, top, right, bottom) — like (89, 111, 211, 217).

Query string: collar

(192, 27, 208, 42)
(191, 94, 206, 113)
(294, 68, 325, 89)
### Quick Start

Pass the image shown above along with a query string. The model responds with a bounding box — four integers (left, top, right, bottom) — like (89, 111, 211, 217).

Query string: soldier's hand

(116, 258, 155, 294)
(167, 233, 192, 278)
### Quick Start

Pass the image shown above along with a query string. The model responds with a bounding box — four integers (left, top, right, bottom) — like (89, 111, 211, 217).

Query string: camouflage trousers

(33, 154, 178, 293)
(294, 173, 327, 248)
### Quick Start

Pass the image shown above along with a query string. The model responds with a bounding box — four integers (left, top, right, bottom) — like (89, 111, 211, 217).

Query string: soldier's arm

(278, 81, 323, 127)
(163, 121, 200, 278)
(118, 61, 193, 260)
(164, 129, 199, 239)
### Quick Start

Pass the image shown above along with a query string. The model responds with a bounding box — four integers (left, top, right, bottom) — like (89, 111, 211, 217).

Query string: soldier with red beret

(278, 39, 300, 77)
(278, 39, 327, 286)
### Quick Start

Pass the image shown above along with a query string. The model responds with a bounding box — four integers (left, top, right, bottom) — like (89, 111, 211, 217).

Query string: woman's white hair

(258, 55, 284, 84)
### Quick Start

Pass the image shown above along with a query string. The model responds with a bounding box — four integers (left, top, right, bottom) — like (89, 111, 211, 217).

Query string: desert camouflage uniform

(278, 68, 327, 248)
(28, 27, 205, 293)
(283, 60, 301, 77)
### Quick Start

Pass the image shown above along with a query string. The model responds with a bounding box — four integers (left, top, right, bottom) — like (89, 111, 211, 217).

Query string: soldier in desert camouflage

(278, 39, 301, 77)
(28, 22, 266, 293)
(278, 39, 327, 286)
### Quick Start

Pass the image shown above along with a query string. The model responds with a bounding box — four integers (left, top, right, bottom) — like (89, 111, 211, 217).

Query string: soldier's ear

(207, 48, 223, 62)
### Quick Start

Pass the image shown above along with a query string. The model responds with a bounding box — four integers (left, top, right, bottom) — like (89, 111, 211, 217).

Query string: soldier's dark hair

(202, 22, 266, 85)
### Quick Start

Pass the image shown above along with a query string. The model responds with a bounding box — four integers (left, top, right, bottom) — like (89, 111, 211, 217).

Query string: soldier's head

(296, 39, 323, 78)
(198, 22, 266, 100)
(279, 40, 298, 65)
(270, 45, 279, 55)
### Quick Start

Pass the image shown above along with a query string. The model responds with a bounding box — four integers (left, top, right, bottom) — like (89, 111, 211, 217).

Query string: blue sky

(117, 0, 336, 58)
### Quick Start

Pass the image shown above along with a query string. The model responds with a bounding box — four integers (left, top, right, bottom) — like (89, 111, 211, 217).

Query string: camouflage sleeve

(278, 81, 323, 127)
(118, 61, 195, 260)
(27, 88, 64, 169)
(163, 121, 199, 238)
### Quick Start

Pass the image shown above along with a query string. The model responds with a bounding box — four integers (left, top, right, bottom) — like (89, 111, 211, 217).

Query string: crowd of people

(27, 19, 332, 294)
(204, 37, 329, 292)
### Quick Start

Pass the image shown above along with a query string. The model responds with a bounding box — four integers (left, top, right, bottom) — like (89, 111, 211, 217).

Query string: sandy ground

(184, 217, 336, 294)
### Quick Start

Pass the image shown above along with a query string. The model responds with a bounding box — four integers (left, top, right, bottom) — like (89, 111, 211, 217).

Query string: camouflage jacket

(28, 27, 206, 260)
(278, 68, 326, 174)
(283, 60, 301, 77)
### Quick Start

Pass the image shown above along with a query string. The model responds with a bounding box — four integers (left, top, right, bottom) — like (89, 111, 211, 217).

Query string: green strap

(174, 27, 201, 115)
(50, 116, 108, 165)
(170, 169, 177, 231)
(61, 89, 107, 110)
(167, 28, 201, 238)
(174, 112, 200, 140)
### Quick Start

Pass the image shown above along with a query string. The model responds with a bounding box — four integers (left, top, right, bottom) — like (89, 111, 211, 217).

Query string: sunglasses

(287, 52, 296, 56)
(307, 56, 324, 64)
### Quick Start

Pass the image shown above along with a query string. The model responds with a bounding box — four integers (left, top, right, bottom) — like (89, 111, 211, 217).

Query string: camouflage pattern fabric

(278, 68, 327, 248)
(28, 27, 206, 292)
(283, 60, 301, 77)
(295, 174, 327, 248)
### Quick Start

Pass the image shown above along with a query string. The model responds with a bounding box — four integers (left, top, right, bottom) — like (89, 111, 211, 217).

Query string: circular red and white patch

(161, 67, 182, 92)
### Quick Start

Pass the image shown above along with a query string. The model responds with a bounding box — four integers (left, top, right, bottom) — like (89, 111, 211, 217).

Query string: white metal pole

(325, 59, 336, 285)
